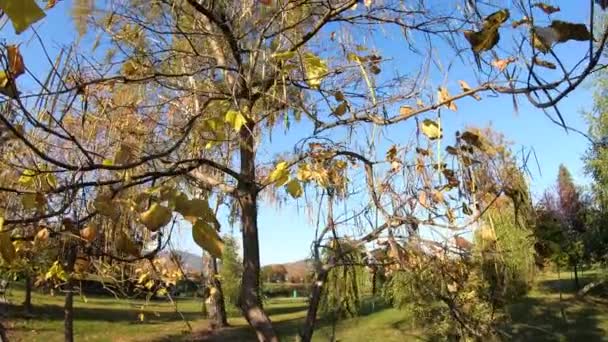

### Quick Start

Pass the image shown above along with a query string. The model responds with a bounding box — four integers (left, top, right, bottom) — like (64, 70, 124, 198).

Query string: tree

(218, 236, 242, 310)
(0, 1, 607, 341)
(534, 166, 587, 289)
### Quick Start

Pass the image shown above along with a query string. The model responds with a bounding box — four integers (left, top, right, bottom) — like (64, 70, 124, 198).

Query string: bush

(262, 282, 309, 298)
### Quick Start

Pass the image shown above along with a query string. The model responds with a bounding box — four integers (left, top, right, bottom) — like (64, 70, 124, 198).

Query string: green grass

(4, 271, 608, 341)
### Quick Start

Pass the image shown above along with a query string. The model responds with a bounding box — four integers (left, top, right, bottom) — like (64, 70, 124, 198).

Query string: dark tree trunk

(23, 274, 32, 315)
(207, 255, 228, 328)
(63, 241, 77, 342)
(573, 263, 580, 290)
(237, 122, 278, 342)
(300, 269, 329, 342)
(64, 280, 74, 342)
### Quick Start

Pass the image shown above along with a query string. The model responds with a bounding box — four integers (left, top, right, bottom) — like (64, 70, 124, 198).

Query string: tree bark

(237, 122, 278, 342)
(63, 241, 77, 342)
(300, 269, 329, 342)
(64, 280, 74, 342)
(23, 274, 32, 315)
(207, 255, 228, 328)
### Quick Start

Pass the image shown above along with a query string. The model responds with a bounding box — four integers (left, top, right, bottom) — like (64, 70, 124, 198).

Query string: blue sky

(6, 1, 601, 265)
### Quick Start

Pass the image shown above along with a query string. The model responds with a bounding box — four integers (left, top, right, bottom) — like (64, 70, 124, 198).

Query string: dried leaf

(533, 3, 560, 14)
(512, 17, 532, 28)
(7, 45, 24, 78)
(418, 191, 428, 207)
(399, 106, 415, 118)
(458, 80, 481, 101)
(533, 57, 557, 69)
(437, 87, 457, 111)
(491, 57, 516, 72)
(550, 21, 593, 43)
(333, 101, 348, 116)
(463, 9, 510, 52)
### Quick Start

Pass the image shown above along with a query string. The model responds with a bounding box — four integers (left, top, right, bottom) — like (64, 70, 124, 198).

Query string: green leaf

(303, 53, 328, 89)
(0, 0, 46, 34)
(285, 179, 303, 198)
(421, 119, 442, 140)
(225, 110, 247, 132)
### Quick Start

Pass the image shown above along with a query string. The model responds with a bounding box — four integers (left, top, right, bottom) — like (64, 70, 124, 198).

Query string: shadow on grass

(504, 294, 607, 341)
(2, 301, 203, 324)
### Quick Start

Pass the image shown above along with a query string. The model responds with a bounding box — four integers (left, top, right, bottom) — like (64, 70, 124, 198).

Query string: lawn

(3, 271, 608, 341)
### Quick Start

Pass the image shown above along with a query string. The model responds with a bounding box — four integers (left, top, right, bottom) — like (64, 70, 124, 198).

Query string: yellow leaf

(138, 312, 145, 322)
(268, 161, 289, 186)
(0, 217, 15, 264)
(192, 220, 224, 258)
(0, 0, 46, 34)
(285, 179, 303, 198)
(420, 119, 442, 140)
(303, 53, 328, 89)
(139, 203, 172, 231)
(437, 87, 457, 111)
(18, 169, 37, 187)
(174, 196, 214, 223)
(225, 110, 246, 132)
(399, 106, 414, 118)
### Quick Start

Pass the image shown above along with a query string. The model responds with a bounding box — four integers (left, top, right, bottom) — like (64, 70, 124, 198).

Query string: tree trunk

(300, 269, 329, 342)
(573, 263, 580, 290)
(201, 254, 208, 318)
(64, 280, 74, 342)
(207, 255, 228, 328)
(237, 122, 278, 342)
(23, 274, 32, 315)
(63, 242, 77, 342)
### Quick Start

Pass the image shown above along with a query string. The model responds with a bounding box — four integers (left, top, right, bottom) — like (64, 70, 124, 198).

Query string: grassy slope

(4, 271, 608, 341)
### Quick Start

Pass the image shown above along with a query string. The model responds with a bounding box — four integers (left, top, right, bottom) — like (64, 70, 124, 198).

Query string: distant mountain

(158, 250, 204, 273)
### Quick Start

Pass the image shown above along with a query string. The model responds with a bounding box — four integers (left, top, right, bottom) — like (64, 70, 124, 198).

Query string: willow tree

(0, 1, 607, 342)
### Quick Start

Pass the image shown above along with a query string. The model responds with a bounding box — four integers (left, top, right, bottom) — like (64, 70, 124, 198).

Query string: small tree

(219, 236, 242, 310)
